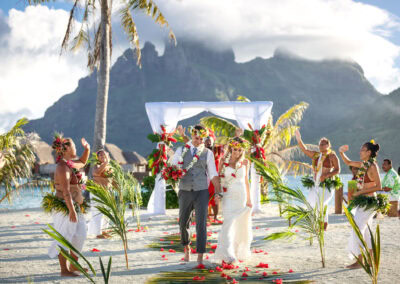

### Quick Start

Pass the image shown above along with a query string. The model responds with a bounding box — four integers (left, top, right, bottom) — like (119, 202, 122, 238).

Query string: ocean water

(0, 174, 355, 210)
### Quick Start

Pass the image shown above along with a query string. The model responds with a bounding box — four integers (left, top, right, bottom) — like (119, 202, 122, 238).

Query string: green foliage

(0, 118, 36, 203)
(200, 116, 237, 138)
(344, 206, 381, 284)
(43, 224, 112, 284)
(86, 159, 141, 269)
(301, 174, 343, 192)
(348, 194, 390, 214)
(42, 193, 90, 215)
(252, 158, 328, 268)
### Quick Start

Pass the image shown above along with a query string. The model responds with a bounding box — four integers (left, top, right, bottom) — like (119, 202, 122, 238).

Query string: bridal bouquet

(162, 165, 184, 189)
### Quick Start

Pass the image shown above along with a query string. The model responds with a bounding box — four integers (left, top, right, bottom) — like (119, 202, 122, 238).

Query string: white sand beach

(0, 204, 399, 283)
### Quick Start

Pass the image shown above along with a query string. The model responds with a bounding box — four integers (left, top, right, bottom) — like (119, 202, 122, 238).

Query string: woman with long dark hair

(338, 141, 382, 269)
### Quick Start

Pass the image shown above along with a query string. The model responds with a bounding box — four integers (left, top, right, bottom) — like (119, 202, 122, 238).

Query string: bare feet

(184, 246, 190, 262)
(96, 234, 107, 239)
(68, 266, 88, 273)
(60, 270, 79, 277)
(324, 222, 328, 231)
(346, 262, 362, 269)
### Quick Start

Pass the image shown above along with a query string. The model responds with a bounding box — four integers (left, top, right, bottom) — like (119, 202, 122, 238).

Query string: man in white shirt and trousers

(172, 125, 222, 265)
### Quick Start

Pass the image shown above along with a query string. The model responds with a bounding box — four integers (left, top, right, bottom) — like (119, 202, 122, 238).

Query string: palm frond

(274, 102, 309, 130)
(236, 95, 251, 102)
(119, 1, 141, 66)
(200, 116, 238, 137)
(60, 0, 80, 53)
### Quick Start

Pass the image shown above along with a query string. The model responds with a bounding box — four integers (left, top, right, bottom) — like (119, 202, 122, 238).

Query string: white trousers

(87, 202, 109, 236)
(48, 212, 87, 258)
(307, 185, 334, 223)
(348, 206, 375, 257)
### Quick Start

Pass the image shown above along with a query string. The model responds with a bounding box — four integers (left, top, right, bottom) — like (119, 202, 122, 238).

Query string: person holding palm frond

(47, 134, 90, 277)
(295, 129, 340, 231)
(338, 140, 387, 269)
(88, 149, 113, 239)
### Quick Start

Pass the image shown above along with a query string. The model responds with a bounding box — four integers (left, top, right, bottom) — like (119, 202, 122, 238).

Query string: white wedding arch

(144, 101, 273, 215)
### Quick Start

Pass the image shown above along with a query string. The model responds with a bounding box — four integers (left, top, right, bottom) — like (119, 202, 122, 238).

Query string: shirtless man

(295, 129, 340, 230)
(48, 136, 90, 277)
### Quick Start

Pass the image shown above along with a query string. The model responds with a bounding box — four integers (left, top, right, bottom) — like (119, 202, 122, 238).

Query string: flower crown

(189, 126, 209, 138)
(370, 139, 375, 144)
(52, 133, 69, 155)
(229, 139, 248, 149)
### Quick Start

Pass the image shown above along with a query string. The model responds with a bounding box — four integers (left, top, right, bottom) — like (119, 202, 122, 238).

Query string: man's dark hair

(383, 159, 392, 165)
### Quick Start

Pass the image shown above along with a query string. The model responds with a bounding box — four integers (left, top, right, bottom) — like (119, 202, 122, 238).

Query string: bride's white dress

(215, 166, 253, 262)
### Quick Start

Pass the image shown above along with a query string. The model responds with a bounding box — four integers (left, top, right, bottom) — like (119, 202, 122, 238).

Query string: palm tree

(200, 100, 313, 176)
(28, 0, 175, 151)
(0, 118, 36, 203)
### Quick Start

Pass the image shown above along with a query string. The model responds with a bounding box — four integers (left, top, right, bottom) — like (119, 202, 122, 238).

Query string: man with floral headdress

(48, 134, 90, 277)
(174, 124, 222, 265)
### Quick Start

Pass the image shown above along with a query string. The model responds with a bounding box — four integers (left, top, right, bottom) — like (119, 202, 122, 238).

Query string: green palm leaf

(200, 116, 238, 137)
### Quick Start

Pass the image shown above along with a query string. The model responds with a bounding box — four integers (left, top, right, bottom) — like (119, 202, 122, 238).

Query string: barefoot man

(48, 135, 90, 276)
(173, 125, 222, 265)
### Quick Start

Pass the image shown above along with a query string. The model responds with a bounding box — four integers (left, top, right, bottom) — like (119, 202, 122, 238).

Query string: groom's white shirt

(171, 141, 218, 180)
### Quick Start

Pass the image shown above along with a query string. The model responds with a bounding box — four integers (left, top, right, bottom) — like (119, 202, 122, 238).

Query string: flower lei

(57, 158, 87, 186)
(312, 149, 333, 176)
(355, 157, 376, 190)
(177, 142, 206, 174)
(219, 152, 242, 193)
(52, 133, 69, 161)
(147, 125, 177, 176)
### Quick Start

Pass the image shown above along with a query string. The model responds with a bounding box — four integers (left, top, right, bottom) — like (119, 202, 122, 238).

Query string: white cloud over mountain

(0, 0, 400, 131)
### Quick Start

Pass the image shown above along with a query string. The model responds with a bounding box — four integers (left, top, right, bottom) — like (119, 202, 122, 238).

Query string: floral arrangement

(242, 122, 272, 161)
(312, 150, 333, 174)
(162, 165, 184, 189)
(348, 193, 390, 214)
(301, 174, 343, 192)
(162, 143, 206, 188)
(147, 125, 178, 176)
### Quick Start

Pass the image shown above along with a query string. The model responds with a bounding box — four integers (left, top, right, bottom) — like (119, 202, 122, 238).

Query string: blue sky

(0, 0, 400, 131)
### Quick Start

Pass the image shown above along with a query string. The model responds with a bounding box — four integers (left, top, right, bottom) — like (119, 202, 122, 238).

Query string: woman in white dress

(215, 137, 253, 264)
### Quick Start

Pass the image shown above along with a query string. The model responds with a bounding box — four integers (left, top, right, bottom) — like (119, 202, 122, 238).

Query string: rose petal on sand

(91, 248, 100, 252)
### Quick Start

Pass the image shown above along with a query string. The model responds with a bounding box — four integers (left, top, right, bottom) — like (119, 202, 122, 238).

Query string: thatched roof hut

(123, 151, 147, 165)
(104, 143, 127, 165)
(33, 141, 55, 165)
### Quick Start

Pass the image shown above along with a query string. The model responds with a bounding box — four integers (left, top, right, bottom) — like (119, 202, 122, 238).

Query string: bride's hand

(246, 201, 252, 208)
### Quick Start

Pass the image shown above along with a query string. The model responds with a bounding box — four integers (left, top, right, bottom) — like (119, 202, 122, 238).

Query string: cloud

(0, 5, 88, 131)
(1, 0, 400, 132)
(120, 0, 400, 93)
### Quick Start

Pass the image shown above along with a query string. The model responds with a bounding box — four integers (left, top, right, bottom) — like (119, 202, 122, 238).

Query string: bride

(215, 137, 253, 264)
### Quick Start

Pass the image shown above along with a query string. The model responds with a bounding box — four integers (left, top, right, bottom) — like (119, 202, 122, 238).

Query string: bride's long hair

(218, 137, 246, 176)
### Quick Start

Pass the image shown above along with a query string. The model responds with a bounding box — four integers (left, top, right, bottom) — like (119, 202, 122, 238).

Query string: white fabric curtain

(145, 101, 273, 215)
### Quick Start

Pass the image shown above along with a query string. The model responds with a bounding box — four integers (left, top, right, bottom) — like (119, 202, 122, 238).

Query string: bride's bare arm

(244, 160, 252, 206)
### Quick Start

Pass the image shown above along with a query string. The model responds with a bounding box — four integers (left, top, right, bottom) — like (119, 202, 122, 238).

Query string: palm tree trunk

(93, 0, 111, 151)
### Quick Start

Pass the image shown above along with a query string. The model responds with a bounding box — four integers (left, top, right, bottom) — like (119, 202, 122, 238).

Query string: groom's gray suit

(173, 142, 218, 253)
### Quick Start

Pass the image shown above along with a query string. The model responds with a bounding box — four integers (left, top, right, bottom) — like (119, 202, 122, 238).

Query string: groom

(173, 125, 222, 264)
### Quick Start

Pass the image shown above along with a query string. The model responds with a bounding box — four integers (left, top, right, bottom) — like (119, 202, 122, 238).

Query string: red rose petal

(25, 215, 30, 217)
(160, 248, 164, 251)
(34, 222, 39, 224)
(256, 226, 259, 229)
(195, 264, 205, 269)
(263, 272, 268, 277)
(211, 244, 217, 250)
(3, 248, 10, 251)
(181, 257, 185, 261)
(91, 248, 100, 252)
(273, 271, 278, 274)
(11, 226, 16, 229)
(160, 238, 165, 241)
(289, 269, 294, 273)
(168, 249, 176, 253)
(161, 255, 166, 258)
(128, 229, 134, 232)
(242, 272, 248, 277)
(170, 241, 174, 244)
(209, 270, 214, 273)
(227, 276, 232, 280)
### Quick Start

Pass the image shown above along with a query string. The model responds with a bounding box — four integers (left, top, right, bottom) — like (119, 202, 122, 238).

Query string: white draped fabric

(145, 101, 273, 215)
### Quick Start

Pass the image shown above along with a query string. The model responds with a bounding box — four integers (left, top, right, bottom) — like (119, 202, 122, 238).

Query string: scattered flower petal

(91, 248, 100, 252)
